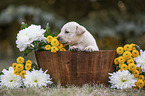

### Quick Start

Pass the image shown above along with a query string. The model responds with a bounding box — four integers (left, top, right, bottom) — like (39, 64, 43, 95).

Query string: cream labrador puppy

(57, 22, 99, 52)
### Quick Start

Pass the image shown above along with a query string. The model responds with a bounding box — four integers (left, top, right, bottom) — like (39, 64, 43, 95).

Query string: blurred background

(0, 0, 145, 71)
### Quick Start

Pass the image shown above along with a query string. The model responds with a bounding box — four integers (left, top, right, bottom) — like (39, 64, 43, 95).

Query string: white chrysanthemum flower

(0, 67, 22, 89)
(108, 70, 137, 89)
(134, 50, 145, 72)
(16, 24, 46, 52)
(23, 69, 53, 88)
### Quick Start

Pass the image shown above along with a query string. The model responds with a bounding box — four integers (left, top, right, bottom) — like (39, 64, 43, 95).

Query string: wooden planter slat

(35, 50, 116, 86)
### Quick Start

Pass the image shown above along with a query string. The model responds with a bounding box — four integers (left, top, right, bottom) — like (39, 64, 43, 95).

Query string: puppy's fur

(57, 22, 99, 52)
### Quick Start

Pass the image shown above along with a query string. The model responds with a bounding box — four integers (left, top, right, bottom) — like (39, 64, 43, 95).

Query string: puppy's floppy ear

(76, 25, 85, 35)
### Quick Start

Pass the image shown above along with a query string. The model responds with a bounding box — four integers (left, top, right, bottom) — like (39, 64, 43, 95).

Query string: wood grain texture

(35, 50, 116, 86)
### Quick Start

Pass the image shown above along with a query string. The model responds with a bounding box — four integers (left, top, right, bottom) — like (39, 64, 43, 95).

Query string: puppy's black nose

(57, 36, 60, 41)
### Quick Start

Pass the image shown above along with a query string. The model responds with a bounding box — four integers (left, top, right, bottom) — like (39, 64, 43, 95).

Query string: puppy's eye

(65, 31, 69, 34)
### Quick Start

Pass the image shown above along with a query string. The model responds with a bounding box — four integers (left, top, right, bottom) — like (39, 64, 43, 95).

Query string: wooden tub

(35, 50, 116, 86)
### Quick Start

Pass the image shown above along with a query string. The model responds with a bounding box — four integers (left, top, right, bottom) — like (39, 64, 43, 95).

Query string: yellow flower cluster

(114, 44, 145, 89)
(12, 56, 32, 78)
(45, 35, 66, 53)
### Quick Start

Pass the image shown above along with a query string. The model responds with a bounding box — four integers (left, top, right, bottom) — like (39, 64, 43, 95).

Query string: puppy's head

(57, 22, 86, 46)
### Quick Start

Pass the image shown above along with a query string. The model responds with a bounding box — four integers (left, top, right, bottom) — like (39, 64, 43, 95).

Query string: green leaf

(38, 41, 47, 47)
(44, 23, 51, 37)
(31, 63, 40, 70)
(0, 72, 4, 75)
(135, 45, 140, 54)
(64, 45, 69, 50)
(142, 72, 145, 76)
(23, 49, 33, 57)
(21, 23, 28, 29)
(51, 33, 55, 37)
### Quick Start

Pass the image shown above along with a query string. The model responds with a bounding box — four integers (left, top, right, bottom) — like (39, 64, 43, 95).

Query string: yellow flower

(131, 44, 136, 50)
(46, 35, 53, 43)
(127, 59, 134, 64)
(119, 69, 122, 71)
(133, 70, 139, 78)
(132, 47, 136, 50)
(51, 38, 59, 46)
(20, 70, 26, 78)
(54, 37, 57, 39)
(123, 51, 132, 60)
(124, 44, 132, 51)
(14, 70, 20, 75)
(116, 47, 124, 55)
(58, 43, 64, 49)
(128, 63, 136, 71)
(60, 48, 66, 51)
(121, 64, 128, 71)
(25, 64, 31, 71)
(136, 67, 141, 73)
(51, 46, 59, 53)
(131, 43, 136, 47)
(119, 64, 123, 68)
(132, 50, 139, 58)
(128, 57, 133, 60)
(16, 56, 24, 64)
(26, 60, 32, 65)
(12, 63, 17, 69)
(45, 45, 51, 50)
(136, 80, 144, 88)
(114, 58, 119, 65)
(15, 64, 24, 72)
(118, 56, 125, 64)
(138, 75, 144, 80)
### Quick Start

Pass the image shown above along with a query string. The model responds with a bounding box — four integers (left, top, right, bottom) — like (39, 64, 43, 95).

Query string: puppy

(57, 22, 99, 52)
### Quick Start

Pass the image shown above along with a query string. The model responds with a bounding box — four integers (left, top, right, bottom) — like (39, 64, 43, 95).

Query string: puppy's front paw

(84, 47, 94, 52)
(69, 46, 78, 51)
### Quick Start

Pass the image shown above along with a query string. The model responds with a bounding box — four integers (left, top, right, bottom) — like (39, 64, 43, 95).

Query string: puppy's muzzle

(57, 36, 63, 43)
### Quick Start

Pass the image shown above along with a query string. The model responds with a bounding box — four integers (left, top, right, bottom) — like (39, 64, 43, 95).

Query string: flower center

(10, 80, 13, 82)
(34, 80, 38, 83)
(139, 82, 143, 85)
(22, 73, 25, 75)
(122, 78, 127, 82)
(135, 72, 137, 74)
